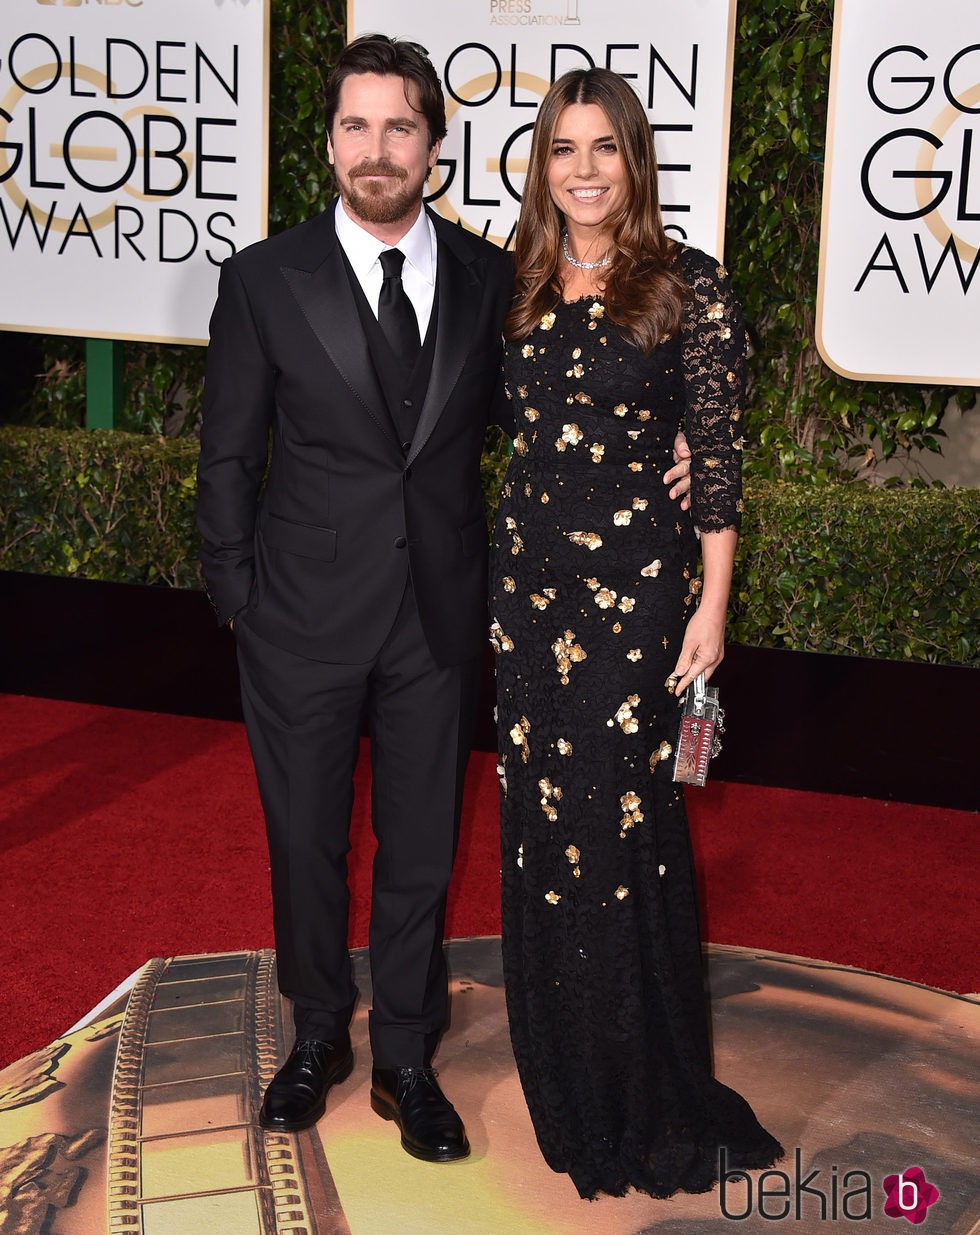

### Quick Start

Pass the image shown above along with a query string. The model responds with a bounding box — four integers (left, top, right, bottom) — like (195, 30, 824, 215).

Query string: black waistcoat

(341, 251, 440, 452)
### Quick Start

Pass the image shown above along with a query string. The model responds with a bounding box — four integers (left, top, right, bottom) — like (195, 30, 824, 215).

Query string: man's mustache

(350, 160, 408, 181)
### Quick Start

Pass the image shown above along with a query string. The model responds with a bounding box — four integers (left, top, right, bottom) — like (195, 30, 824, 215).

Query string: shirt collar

(334, 197, 436, 286)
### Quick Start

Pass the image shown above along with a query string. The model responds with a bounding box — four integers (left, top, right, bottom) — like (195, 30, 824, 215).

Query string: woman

(491, 68, 783, 1200)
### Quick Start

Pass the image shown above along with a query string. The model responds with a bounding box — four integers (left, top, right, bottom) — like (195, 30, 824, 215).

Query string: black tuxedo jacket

(197, 203, 514, 667)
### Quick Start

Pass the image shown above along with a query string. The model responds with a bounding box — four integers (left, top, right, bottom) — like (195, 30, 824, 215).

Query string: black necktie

(378, 248, 421, 365)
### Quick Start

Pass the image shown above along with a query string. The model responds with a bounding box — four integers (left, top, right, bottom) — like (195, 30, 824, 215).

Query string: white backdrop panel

(817, 0, 979, 385)
(349, 0, 737, 260)
(0, 0, 269, 345)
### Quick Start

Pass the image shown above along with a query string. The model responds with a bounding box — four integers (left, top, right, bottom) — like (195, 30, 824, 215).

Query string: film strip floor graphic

(1, 940, 978, 1234)
(105, 951, 346, 1235)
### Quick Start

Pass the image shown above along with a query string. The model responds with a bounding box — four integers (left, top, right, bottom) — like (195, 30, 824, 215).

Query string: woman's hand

(664, 430, 692, 510)
(666, 605, 726, 697)
(666, 528, 736, 696)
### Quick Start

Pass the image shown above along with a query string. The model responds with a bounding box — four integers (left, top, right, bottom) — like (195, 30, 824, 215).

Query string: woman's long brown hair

(504, 67, 688, 352)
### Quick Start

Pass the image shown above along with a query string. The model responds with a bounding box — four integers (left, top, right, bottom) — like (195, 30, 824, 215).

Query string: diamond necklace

(561, 230, 611, 270)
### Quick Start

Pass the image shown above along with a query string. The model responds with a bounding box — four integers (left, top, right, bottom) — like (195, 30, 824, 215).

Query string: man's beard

(342, 159, 421, 225)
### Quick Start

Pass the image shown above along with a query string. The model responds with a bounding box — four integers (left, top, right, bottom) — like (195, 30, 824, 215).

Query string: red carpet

(1, 693, 976, 1070)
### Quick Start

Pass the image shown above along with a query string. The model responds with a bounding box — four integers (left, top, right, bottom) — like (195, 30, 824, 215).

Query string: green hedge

(2, 426, 976, 666)
(0, 427, 200, 588)
(731, 483, 979, 665)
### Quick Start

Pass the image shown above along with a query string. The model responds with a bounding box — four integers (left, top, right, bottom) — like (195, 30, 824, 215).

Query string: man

(197, 34, 512, 1162)
(197, 34, 691, 1162)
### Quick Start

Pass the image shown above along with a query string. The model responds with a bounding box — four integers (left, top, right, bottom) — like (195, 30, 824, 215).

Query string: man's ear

(327, 137, 335, 166)
(427, 138, 442, 171)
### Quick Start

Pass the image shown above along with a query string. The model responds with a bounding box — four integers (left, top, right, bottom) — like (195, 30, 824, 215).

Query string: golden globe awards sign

(0, 0, 269, 345)
(817, 0, 979, 385)
(348, 0, 737, 260)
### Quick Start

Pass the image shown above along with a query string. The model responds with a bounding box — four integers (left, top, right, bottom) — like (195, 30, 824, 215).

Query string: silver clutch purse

(672, 673, 725, 787)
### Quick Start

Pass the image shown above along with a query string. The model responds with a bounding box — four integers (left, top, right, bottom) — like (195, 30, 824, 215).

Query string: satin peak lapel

(280, 246, 397, 449)
(408, 241, 482, 465)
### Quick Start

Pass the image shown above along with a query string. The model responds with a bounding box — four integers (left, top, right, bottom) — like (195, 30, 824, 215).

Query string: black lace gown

(491, 246, 783, 1200)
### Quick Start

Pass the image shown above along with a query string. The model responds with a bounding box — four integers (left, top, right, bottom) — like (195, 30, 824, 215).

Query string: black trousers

(236, 581, 480, 1067)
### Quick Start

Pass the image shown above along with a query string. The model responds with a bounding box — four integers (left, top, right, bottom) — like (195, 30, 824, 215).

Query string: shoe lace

(395, 1065, 438, 1094)
(294, 1039, 330, 1065)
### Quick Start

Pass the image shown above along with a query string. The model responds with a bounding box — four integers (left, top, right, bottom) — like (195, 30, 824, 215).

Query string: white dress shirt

(334, 198, 438, 339)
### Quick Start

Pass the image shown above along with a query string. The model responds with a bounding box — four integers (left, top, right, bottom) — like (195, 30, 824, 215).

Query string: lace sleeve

(680, 247, 747, 534)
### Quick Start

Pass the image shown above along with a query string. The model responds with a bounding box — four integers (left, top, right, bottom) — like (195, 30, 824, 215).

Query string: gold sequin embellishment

(489, 619, 514, 653)
(566, 531, 603, 551)
(619, 791, 644, 836)
(608, 694, 640, 734)
(649, 740, 673, 772)
(556, 423, 584, 451)
(539, 777, 562, 821)
(510, 716, 531, 762)
(552, 629, 587, 685)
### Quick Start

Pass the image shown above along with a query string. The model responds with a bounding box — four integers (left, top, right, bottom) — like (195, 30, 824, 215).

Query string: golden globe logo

(856, 44, 979, 291)
(3, 0, 265, 343)
(0, 33, 239, 264)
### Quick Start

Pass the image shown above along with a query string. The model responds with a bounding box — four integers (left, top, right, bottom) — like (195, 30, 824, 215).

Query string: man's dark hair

(324, 34, 447, 148)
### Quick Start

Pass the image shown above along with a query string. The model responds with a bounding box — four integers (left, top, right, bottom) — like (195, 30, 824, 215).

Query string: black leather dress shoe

(259, 1034, 353, 1132)
(370, 1066, 470, 1162)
